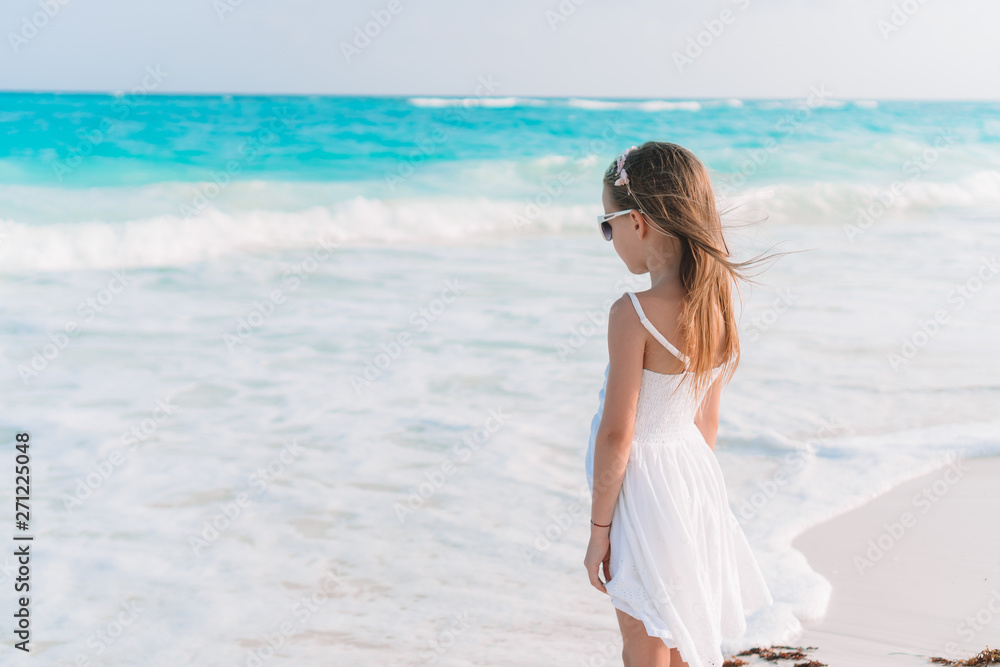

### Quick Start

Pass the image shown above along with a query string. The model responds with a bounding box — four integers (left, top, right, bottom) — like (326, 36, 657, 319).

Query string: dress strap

(625, 292, 691, 366)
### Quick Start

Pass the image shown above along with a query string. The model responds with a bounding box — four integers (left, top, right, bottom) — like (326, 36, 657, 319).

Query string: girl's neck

(645, 246, 684, 292)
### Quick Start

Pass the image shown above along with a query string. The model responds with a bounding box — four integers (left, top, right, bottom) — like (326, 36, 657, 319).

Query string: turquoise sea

(1, 93, 999, 664)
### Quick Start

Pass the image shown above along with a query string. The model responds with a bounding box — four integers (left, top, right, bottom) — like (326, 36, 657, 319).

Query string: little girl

(584, 142, 777, 667)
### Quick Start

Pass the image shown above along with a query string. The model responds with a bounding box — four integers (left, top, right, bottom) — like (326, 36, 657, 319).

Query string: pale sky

(1, 0, 998, 99)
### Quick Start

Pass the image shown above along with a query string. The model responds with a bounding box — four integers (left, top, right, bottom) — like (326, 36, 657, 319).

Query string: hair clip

(614, 145, 637, 187)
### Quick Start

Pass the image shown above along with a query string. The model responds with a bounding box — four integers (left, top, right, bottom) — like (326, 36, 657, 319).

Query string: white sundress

(586, 291, 774, 667)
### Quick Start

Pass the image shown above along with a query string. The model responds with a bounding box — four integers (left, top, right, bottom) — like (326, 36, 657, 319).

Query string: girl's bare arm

(591, 294, 644, 524)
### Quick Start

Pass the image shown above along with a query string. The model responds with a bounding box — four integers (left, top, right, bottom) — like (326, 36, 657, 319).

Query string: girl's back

(624, 290, 726, 442)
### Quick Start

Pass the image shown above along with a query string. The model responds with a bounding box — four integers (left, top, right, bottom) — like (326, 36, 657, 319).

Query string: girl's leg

(614, 607, 687, 667)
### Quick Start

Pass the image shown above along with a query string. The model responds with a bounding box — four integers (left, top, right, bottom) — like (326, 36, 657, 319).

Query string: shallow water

(1, 94, 998, 664)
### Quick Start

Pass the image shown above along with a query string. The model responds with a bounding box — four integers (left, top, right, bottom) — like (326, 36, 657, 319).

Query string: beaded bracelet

(590, 519, 611, 528)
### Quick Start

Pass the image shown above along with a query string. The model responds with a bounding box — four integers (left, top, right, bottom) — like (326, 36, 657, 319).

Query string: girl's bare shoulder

(606, 292, 654, 347)
(607, 292, 640, 329)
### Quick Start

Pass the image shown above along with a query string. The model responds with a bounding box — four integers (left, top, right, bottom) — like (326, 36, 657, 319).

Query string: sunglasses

(597, 209, 634, 241)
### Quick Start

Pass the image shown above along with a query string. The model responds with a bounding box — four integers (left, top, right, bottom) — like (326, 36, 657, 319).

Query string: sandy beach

(787, 455, 1000, 666)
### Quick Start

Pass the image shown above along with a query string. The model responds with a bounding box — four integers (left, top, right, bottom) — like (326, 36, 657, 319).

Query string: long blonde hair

(603, 141, 788, 398)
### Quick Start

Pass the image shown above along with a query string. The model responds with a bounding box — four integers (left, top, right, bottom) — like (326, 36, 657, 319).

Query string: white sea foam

(2, 171, 998, 272)
(636, 100, 702, 112)
(0, 196, 593, 271)
(745, 171, 1000, 224)
(407, 96, 542, 108)
(567, 98, 702, 112)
